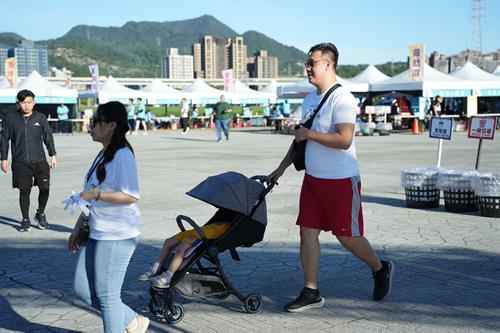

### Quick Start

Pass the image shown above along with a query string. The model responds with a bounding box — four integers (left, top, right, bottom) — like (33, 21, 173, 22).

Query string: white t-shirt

(180, 102, 189, 118)
(84, 147, 142, 240)
(301, 84, 360, 179)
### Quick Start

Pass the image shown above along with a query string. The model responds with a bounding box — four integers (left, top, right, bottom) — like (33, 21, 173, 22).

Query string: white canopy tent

(96, 76, 143, 103)
(15, 70, 78, 104)
(261, 80, 278, 103)
(228, 79, 275, 104)
(347, 65, 390, 93)
(181, 78, 225, 104)
(140, 79, 186, 104)
(370, 63, 471, 97)
(0, 77, 16, 103)
(492, 65, 500, 76)
(449, 61, 500, 96)
(278, 75, 349, 100)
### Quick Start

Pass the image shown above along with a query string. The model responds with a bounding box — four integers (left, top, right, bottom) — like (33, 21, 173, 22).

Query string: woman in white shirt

(68, 101, 148, 333)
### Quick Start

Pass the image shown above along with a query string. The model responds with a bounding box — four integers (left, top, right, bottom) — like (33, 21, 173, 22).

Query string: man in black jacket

(1, 90, 57, 231)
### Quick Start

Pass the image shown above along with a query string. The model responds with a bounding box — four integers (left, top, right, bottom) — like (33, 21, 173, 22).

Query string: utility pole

(471, 0, 482, 53)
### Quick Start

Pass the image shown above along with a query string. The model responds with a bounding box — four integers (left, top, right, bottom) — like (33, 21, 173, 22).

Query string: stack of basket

(376, 122, 393, 136)
(401, 167, 441, 208)
(471, 173, 500, 218)
(436, 170, 479, 212)
(360, 122, 375, 136)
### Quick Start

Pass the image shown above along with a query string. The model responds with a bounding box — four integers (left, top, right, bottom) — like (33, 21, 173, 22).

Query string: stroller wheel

(164, 303, 184, 325)
(149, 298, 165, 316)
(244, 294, 263, 314)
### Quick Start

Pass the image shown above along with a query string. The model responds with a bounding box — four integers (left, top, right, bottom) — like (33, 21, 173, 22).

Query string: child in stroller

(138, 221, 231, 288)
(144, 172, 275, 325)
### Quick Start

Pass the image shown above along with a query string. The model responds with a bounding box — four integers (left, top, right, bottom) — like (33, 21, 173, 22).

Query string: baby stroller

(148, 172, 275, 324)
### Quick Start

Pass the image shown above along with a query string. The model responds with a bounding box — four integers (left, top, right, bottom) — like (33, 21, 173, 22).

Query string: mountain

(1, 15, 309, 77)
(0, 32, 25, 47)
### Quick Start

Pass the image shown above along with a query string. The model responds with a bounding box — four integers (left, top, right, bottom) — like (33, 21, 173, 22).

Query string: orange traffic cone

(412, 118, 420, 135)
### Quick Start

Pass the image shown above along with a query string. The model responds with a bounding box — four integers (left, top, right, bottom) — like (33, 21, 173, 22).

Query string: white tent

(449, 61, 500, 96)
(347, 65, 390, 92)
(261, 80, 278, 103)
(16, 70, 78, 104)
(228, 79, 275, 104)
(278, 75, 349, 99)
(181, 78, 225, 104)
(492, 65, 500, 76)
(140, 78, 185, 104)
(97, 76, 143, 103)
(370, 63, 471, 97)
(1, 77, 11, 89)
(0, 77, 16, 103)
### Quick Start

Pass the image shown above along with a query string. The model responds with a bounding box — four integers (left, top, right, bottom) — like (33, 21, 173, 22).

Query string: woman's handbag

(291, 83, 341, 171)
(78, 218, 90, 245)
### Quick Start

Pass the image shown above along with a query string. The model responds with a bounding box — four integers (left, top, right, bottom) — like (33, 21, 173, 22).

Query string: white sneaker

(150, 272, 172, 289)
(125, 315, 150, 333)
(185, 127, 189, 133)
(143, 132, 148, 136)
(137, 269, 156, 282)
(132, 132, 138, 136)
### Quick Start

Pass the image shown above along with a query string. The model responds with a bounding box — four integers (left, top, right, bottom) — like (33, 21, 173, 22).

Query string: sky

(0, 0, 499, 65)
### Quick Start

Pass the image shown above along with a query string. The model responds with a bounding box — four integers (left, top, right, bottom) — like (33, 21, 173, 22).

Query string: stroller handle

(249, 175, 276, 218)
(176, 215, 208, 242)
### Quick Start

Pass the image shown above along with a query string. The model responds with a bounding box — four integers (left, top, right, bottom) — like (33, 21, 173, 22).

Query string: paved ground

(0, 128, 499, 333)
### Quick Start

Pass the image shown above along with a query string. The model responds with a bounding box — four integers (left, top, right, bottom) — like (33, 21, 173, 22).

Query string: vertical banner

(88, 64, 100, 94)
(4, 57, 17, 88)
(409, 44, 424, 81)
(467, 96, 478, 117)
(222, 69, 233, 92)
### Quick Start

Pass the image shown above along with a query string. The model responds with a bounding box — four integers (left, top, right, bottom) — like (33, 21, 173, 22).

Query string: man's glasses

(304, 58, 329, 68)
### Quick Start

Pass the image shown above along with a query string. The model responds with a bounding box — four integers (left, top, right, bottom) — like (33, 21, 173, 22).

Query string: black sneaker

(20, 218, 31, 232)
(284, 287, 324, 313)
(34, 211, 49, 230)
(373, 260, 394, 301)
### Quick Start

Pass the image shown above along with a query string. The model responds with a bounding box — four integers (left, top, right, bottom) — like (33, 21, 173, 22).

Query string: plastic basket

(478, 196, 500, 218)
(443, 188, 478, 212)
(404, 186, 440, 208)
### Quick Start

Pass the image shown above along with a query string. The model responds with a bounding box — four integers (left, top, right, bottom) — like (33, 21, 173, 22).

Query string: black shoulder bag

(290, 83, 341, 171)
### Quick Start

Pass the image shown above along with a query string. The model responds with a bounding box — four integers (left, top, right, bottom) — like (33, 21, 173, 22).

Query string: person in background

(57, 103, 70, 134)
(127, 98, 136, 135)
(212, 95, 232, 142)
(431, 95, 443, 117)
(1, 89, 57, 231)
(133, 97, 148, 136)
(179, 97, 190, 134)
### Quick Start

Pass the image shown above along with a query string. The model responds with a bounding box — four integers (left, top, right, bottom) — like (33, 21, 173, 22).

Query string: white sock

(151, 262, 160, 273)
(163, 270, 174, 281)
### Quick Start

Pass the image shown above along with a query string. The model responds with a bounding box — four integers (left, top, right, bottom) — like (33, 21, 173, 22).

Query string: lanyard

(86, 151, 104, 184)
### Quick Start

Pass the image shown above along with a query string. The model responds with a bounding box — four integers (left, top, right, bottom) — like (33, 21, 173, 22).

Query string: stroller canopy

(186, 172, 267, 225)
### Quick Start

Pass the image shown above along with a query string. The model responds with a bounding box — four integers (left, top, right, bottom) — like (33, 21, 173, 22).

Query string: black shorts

(11, 161, 50, 190)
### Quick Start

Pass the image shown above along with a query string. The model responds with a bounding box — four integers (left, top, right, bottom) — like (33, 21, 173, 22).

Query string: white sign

(429, 117, 453, 140)
(468, 116, 496, 140)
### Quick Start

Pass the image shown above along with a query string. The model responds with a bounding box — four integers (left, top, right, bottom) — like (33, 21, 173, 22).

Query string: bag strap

(302, 83, 341, 129)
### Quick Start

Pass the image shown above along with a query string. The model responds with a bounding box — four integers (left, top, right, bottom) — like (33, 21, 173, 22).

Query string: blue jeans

(74, 238, 138, 333)
(215, 119, 229, 141)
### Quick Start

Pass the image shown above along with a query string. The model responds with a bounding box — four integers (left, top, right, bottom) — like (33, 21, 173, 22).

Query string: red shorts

(296, 174, 364, 237)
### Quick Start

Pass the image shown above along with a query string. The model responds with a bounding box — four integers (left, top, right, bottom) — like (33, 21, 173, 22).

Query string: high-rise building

(200, 36, 227, 79)
(194, 35, 249, 79)
(192, 43, 203, 78)
(251, 50, 278, 78)
(0, 40, 49, 77)
(162, 48, 194, 80)
(226, 37, 248, 79)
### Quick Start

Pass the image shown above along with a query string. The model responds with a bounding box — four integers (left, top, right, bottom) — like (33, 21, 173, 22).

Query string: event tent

(370, 63, 471, 97)
(140, 78, 185, 104)
(449, 61, 500, 96)
(96, 76, 143, 103)
(14, 70, 78, 104)
(347, 65, 390, 93)
(181, 78, 225, 104)
(228, 79, 275, 104)
(492, 65, 500, 76)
